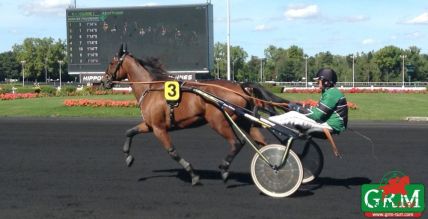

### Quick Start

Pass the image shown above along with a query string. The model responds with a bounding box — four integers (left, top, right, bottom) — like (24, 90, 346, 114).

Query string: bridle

(109, 52, 128, 81)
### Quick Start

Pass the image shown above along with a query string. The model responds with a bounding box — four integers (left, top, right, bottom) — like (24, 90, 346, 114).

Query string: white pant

(269, 111, 332, 130)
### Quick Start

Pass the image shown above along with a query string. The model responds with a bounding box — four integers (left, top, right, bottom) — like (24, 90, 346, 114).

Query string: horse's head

(101, 44, 129, 89)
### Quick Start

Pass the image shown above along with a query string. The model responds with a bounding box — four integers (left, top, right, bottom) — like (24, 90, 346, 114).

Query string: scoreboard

(66, 4, 213, 80)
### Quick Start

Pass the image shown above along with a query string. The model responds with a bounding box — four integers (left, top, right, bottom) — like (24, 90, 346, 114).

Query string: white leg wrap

(269, 111, 332, 130)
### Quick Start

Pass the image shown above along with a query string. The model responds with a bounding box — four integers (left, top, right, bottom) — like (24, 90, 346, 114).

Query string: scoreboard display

(66, 4, 213, 76)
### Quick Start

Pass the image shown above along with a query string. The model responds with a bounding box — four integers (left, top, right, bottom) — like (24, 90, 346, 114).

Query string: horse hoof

(191, 175, 201, 186)
(221, 171, 230, 183)
(125, 155, 134, 167)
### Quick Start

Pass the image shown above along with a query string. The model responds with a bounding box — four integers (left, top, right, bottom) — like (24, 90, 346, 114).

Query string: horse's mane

(132, 55, 171, 80)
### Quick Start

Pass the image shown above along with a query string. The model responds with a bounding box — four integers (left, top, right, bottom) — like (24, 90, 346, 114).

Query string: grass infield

(279, 93, 428, 120)
(0, 93, 427, 120)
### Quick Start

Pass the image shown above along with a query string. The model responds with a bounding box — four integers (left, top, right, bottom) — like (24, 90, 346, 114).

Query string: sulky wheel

(250, 144, 303, 198)
(294, 139, 324, 184)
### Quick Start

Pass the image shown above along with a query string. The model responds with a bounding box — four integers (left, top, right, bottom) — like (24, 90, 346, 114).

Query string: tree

(264, 45, 305, 82)
(315, 51, 334, 68)
(213, 42, 247, 81)
(405, 46, 428, 82)
(264, 45, 286, 81)
(245, 56, 263, 82)
(0, 51, 20, 81)
(285, 45, 305, 81)
(12, 37, 67, 82)
(230, 45, 248, 81)
(373, 45, 402, 82)
(354, 53, 379, 83)
(213, 42, 227, 79)
(418, 54, 428, 81)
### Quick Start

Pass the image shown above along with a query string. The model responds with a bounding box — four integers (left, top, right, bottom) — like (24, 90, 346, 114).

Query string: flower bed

(0, 93, 39, 100)
(63, 98, 358, 110)
(93, 90, 131, 95)
(283, 87, 427, 94)
(64, 99, 137, 107)
(297, 99, 358, 110)
(345, 87, 427, 94)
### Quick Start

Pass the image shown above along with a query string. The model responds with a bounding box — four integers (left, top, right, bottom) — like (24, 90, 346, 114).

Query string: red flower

(0, 93, 38, 100)
(296, 99, 358, 110)
(63, 99, 137, 107)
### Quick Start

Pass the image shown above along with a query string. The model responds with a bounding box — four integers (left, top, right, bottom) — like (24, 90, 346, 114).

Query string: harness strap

(136, 85, 179, 129)
(137, 89, 150, 106)
(137, 89, 152, 121)
(169, 106, 176, 129)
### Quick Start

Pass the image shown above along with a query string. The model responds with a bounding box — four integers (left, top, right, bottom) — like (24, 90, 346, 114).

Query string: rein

(112, 80, 289, 108)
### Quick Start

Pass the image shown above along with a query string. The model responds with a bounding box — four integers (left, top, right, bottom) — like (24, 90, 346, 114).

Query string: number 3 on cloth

(164, 81, 180, 101)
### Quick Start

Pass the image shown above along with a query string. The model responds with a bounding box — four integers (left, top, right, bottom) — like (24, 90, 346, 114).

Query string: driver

(269, 68, 348, 133)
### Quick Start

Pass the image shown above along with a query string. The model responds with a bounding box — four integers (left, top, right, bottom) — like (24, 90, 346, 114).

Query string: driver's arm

(306, 92, 337, 122)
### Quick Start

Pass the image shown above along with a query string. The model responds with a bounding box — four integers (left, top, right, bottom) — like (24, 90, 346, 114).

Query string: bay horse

(101, 45, 288, 185)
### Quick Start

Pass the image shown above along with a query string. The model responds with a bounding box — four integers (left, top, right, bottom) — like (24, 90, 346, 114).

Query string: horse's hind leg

(216, 120, 267, 182)
(167, 147, 200, 186)
(218, 141, 244, 182)
(123, 122, 150, 167)
(152, 126, 200, 186)
(249, 127, 267, 146)
(206, 114, 244, 182)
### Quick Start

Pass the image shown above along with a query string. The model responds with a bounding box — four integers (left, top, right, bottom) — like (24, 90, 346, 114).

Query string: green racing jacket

(306, 87, 348, 133)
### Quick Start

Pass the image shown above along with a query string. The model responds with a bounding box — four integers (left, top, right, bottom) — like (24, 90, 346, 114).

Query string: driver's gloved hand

(287, 103, 302, 111)
(288, 103, 310, 114)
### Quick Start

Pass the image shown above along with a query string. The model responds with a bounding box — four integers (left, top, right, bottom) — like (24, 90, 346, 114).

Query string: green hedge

(260, 83, 283, 93)
(0, 85, 40, 94)
(40, 86, 57, 95)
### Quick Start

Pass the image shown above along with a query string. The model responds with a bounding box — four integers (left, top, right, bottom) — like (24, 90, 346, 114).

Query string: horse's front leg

(123, 122, 150, 167)
(152, 126, 201, 186)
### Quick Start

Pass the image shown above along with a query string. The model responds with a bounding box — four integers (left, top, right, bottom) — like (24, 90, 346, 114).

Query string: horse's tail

(240, 82, 289, 116)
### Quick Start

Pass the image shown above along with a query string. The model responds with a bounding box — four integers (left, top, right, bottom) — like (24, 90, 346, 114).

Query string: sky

(1, 0, 428, 58)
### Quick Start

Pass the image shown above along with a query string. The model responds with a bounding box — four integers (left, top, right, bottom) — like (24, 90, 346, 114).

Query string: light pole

(215, 58, 220, 79)
(216, 50, 224, 79)
(226, 0, 231, 81)
(232, 58, 238, 81)
(351, 54, 356, 87)
(58, 60, 64, 89)
(259, 58, 264, 82)
(304, 55, 308, 88)
(20, 60, 26, 87)
(400, 55, 406, 88)
(45, 58, 48, 83)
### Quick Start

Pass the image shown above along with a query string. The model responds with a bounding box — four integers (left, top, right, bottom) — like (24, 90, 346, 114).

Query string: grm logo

(361, 171, 425, 218)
